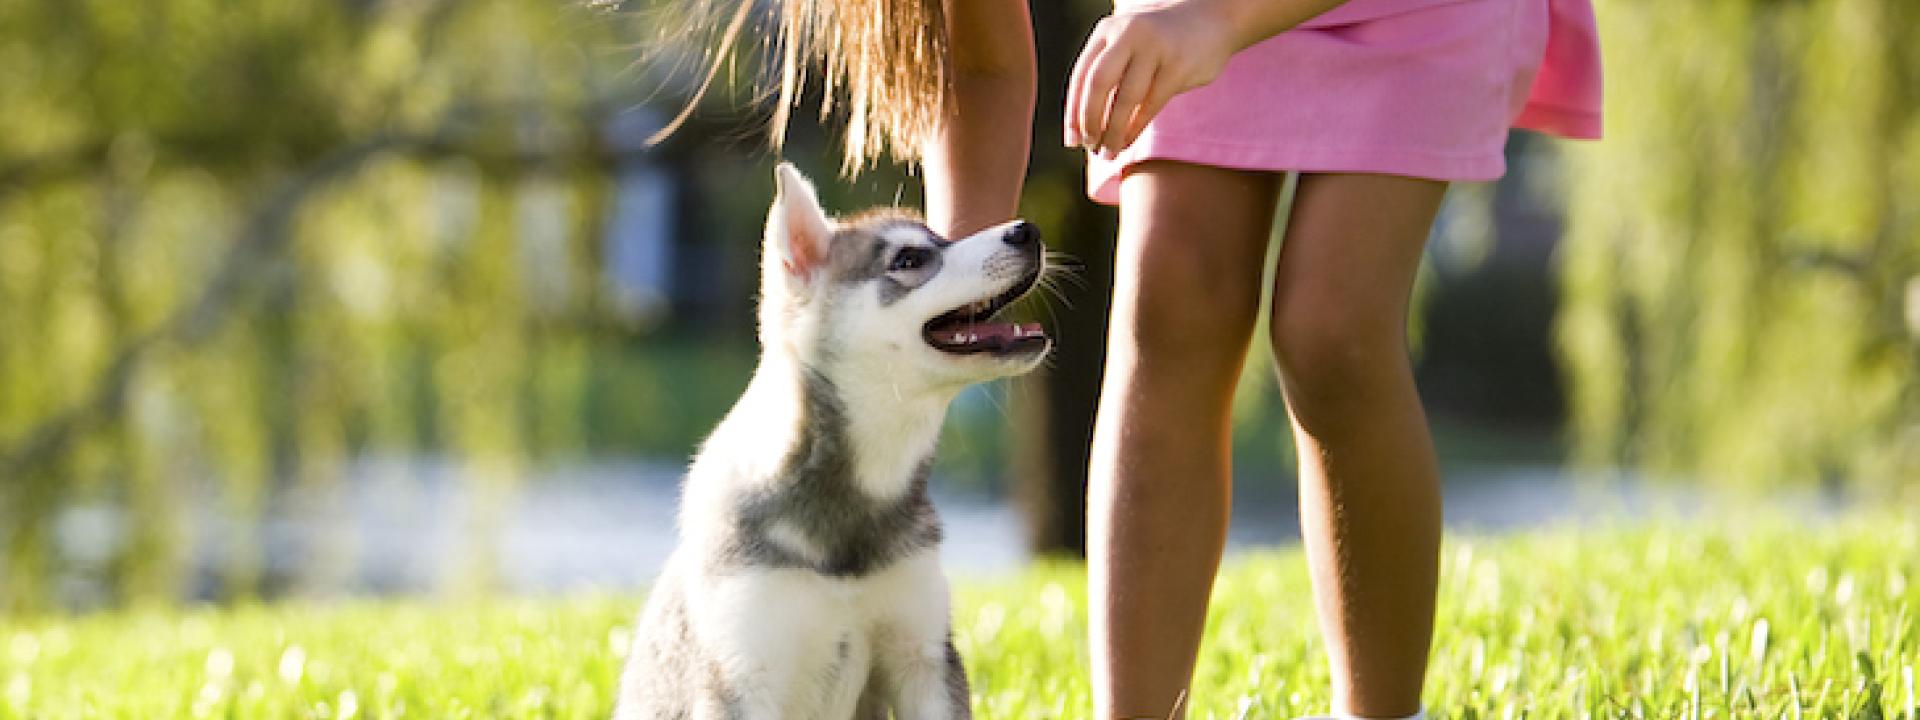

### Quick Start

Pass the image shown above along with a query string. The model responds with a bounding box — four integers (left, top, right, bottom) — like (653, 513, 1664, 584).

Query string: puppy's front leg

(880, 636, 972, 720)
(869, 552, 971, 719)
(689, 568, 853, 719)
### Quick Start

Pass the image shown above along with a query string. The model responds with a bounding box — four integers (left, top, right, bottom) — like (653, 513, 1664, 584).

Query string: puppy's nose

(1003, 221, 1040, 248)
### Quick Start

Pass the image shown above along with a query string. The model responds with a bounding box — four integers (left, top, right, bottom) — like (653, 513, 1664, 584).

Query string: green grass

(3, 515, 1916, 718)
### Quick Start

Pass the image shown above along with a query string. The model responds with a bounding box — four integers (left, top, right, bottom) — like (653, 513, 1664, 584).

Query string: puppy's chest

(701, 373, 944, 578)
(747, 569, 923, 627)
(723, 476, 942, 577)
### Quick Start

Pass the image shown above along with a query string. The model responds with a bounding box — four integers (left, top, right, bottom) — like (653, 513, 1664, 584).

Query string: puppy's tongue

(933, 322, 1045, 346)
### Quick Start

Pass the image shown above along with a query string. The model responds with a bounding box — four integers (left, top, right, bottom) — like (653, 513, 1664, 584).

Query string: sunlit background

(1, 0, 1915, 615)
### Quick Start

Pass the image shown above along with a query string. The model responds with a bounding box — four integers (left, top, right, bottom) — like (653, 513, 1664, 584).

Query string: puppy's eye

(889, 247, 933, 272)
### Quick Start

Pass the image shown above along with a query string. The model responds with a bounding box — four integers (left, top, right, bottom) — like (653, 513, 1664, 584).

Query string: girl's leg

(1268, 173, 1447, 718)
(1089, 160, 1282, 719)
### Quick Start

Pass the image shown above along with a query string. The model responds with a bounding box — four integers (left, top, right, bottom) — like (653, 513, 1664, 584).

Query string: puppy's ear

(767, 163, 832, 280)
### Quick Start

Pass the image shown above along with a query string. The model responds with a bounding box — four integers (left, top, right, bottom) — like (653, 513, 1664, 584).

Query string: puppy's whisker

(1044, 262, 1090, 291)
(1035, 277, 1076, 312)
(1042, 250, 1085, 268)
(1040, 273, 1071, 299)
(982, 382, 1011, 420)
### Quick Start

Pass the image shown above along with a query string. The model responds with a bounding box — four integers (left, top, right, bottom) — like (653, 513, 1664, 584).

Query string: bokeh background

(1, 0, 1915, 614)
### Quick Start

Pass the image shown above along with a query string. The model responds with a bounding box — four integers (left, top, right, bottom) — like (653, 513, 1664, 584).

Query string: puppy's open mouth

(922, 272, 1050, 356)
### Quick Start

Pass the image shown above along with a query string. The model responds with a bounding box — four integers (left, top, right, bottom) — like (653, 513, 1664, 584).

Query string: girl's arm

(922, 0, 1037, 239)
(1065, 0, 1352, 156)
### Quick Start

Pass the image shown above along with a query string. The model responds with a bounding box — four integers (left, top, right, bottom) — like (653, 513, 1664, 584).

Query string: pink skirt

(1086, 0, 1603, 204)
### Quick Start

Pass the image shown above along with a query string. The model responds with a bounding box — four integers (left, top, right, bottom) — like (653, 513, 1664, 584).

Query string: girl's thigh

(1110, 160, 1282, 369)
(1271, 172, 1446, 335)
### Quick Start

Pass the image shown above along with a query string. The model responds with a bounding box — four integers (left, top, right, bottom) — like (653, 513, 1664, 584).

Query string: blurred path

(54, 458, 1819, 600)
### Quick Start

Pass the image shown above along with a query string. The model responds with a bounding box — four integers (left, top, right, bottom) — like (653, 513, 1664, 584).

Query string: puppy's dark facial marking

(824, 220, 946, 306)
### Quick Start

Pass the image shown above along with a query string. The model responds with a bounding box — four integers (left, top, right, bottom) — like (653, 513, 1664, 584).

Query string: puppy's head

(758, 163, 1050, 393)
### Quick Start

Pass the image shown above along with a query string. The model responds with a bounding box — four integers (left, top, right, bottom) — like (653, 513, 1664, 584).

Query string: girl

(1067, 1, 1599, 719)
(664, 0, 1600, 715)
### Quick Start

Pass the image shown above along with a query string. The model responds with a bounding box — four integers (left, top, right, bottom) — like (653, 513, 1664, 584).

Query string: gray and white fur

(614, 163, 1050, 720)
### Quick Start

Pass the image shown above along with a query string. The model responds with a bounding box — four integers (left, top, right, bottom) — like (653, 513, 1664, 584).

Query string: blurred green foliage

(1558, 0, 1919, 490)
(0, 0, 671, 611)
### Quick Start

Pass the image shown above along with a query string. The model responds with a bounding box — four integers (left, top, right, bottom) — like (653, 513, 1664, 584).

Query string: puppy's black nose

(1004, 221, 1040, 248)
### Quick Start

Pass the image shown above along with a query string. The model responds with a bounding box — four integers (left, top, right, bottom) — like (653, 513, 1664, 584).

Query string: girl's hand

(1064, 1, 1240, 158)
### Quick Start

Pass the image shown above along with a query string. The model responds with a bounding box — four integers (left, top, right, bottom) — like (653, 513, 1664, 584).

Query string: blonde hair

(646, 0, 950, 172)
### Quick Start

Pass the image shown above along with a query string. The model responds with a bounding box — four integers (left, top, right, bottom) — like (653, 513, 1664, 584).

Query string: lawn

(3, 514, 1915, 719)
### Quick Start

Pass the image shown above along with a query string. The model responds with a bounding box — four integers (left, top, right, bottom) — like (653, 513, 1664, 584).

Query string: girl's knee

(1113, 242, 1263, 374)
(1267, 305, 1408, 412)
(1123, 254, 1253, 347)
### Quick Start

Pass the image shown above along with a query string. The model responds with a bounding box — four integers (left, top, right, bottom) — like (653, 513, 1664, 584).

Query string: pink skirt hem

(1086, 0, 1603, 204)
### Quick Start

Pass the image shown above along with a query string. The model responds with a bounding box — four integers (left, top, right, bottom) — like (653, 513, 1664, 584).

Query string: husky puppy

(614, 163, 1050, 720)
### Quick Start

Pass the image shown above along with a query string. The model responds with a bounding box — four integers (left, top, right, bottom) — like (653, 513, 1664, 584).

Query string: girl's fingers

(1083, 53, 1134, 155)
(1118, 83, 1173, 152)
(1097, 58, 1157, 155)
(1076, 44, 1130, 154)
(1064, 30, 1109, 147)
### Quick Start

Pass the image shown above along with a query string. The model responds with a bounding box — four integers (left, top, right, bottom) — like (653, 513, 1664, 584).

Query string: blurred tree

(1558, 0, 1919, 491)
(0, 0, 645, 611)
(1008, 0, 1117, 558)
